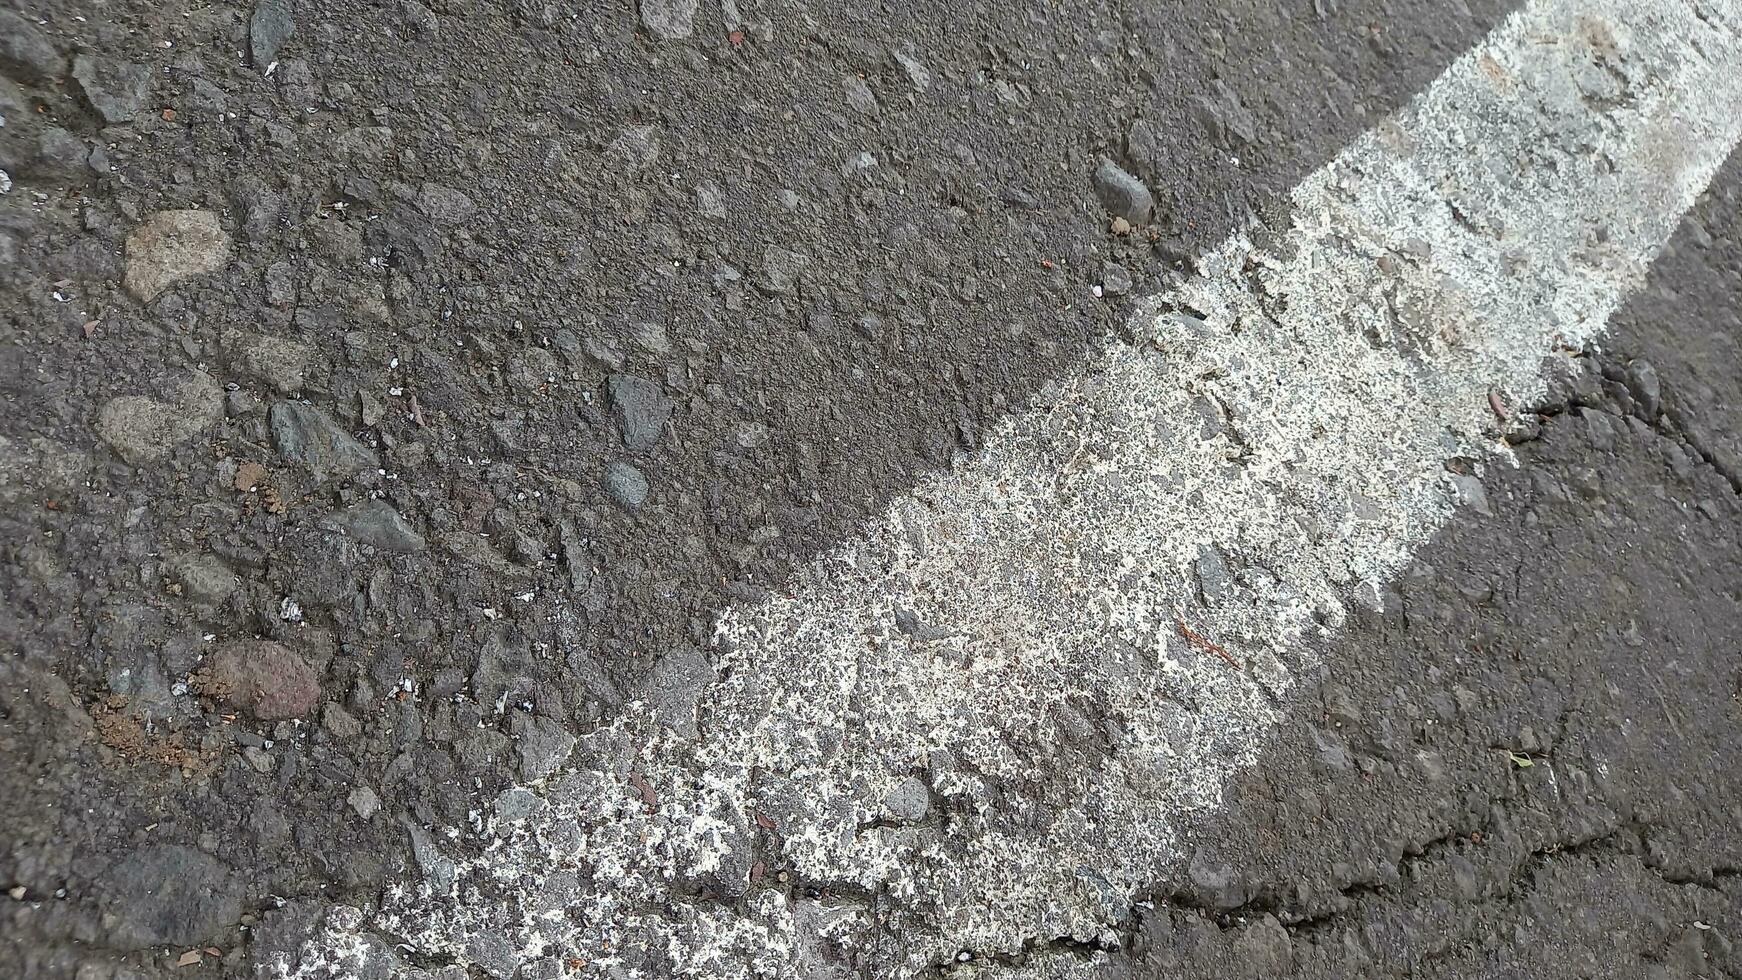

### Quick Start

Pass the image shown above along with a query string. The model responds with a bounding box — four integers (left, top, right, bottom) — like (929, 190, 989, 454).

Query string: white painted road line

(283, 1, 1742, 977)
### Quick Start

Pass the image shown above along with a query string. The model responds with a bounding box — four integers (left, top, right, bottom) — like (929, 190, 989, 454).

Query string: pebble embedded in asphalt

(603, 461, 650, 510)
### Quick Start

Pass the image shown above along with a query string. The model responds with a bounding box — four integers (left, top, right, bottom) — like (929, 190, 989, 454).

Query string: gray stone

(630, 320, 670, 354)
(324, 500, 426, 553)
(416, 182, 475, 224)
(1194, 545, 1234, 603)
(514, 715, 576, 782)
(493, 787, 544, 823)
(31, 127, 94, 180)
(124, 211, 231, 302)
(249, 0, 296, 66)
(401, 817, 456, 894)
(170, 553, 236, 604)
(227, 329, 311, 393)
(639, 0, 698, 40)
(270, 401, 380, 483)
(0, 11, 64, 85)
(893, 48, 932, 91)
(0, 75, 22, 119)
(1323, 684, 1362, 727)
(759, 246, 811, 295)
(465, 929, 519, 980)
(186, 77, 229, 117)
(1184, 846, 1246, 910)
(1625, 358, 1661, 415)
(470, 629, 535, 708)
(881, 775, 931, 823)
(1126, 118, 1162, 180)
(399, 0, 439, 37)
(1233, 914, 1295, 974)
(430, 667, 467, 698)
(97, 845, 243, 950)
(455, 728, 512, 771)
(1192, 81, 1259, 147)
(264, 261, 296, 307)
(639, 645, 716, 736)
(1448, 473, 1493, 517)
(359, 390, 385, 427)
(605, 124, 661, 173)
(1092, 158, 1154, 225)
(1101, 262, 1133, 296)
(72, 55, 151, 125)
(843, 75, 878, 115)
(442, 530, 531, 579)
(0, 435, 90, 506)
(347, 785, 381, 820)
(95, 371, 224, 464)
(334, 126, 395, 164)
(322, 702, 363, 739)
(557, 519, 591, 591)
(602, 461, 649, 510)
(606, 374, 673, 453)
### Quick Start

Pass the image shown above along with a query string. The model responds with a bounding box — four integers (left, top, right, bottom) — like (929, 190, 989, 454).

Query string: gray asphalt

(6, 0, 1741, 977)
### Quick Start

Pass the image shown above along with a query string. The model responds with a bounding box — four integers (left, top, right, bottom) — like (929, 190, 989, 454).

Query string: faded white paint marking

(282, 1, 1742, 977)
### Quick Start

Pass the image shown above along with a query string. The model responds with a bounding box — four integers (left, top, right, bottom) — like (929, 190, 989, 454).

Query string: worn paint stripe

(282, 0, 1742, 976)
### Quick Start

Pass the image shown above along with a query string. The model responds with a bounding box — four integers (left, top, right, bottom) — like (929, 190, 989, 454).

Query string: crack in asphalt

(1515, 350, 1742, 496)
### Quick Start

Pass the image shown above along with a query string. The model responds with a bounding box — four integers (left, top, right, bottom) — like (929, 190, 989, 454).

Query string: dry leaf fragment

(176, 950, 202, 967)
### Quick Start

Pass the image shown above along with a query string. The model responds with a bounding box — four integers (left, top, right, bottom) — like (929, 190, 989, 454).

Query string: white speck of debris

(279, 596, 303, 623)
(515, 591, 535, 603)
(265, 60, 279, 77)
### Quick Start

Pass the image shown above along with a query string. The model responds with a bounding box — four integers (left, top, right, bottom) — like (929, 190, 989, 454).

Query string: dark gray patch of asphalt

(1090, 148, 1742, 980)
(0, 1, 1523, 976)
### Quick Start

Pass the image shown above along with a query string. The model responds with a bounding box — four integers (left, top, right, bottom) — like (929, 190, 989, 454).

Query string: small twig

(1174, 616, 1241, 669)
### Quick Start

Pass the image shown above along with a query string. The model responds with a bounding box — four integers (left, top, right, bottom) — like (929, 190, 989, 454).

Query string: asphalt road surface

(2, 0, 1740, 978)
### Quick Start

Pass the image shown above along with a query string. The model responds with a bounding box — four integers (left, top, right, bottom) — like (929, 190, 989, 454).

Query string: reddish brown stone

(196, 640, 319, 720)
